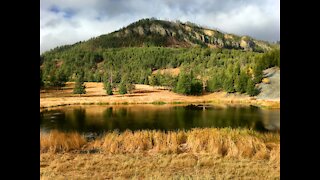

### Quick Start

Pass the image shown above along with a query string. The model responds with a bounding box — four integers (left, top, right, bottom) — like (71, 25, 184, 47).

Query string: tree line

(40, 47, 279, 96)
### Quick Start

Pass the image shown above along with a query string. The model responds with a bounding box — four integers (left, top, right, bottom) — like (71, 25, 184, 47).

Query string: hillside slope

(40, 18, 280, 98)
(43, 18, 277, 54)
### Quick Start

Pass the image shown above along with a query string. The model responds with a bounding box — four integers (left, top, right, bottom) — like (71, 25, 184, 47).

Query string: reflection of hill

(40, 105, 279, 133)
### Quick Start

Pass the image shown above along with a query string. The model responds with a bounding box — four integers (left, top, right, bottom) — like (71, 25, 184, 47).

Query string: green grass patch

(96, 102, 110, 105)
(150, 101, 166, 105)
(171, 101, 184, 104)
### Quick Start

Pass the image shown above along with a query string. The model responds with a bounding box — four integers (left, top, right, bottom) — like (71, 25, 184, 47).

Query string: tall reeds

(40, 128, 279, 161)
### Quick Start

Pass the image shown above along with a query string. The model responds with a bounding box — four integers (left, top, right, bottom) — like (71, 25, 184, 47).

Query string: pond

(40, 104, 280, 133)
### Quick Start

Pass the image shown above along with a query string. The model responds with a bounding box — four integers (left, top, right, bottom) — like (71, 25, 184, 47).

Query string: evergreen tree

(47, 70, 67, 88)
(73, 72, 86, 95)
(103, 73, 113, 95)
(144, 76, 149, 85)
(246, 78, 259, 96)
(207, 76, 220, 92)
(207, 69, 223, 92)
(234, 71, 248, 93)
(223, 75, 235, 93)
(234, 62, 241, 76)
(252, 63, 263, 84)
(118, 81, 127, 94)
(104, 80, 113, 95)
(149, 72, 160, 86)
(190, 79, 203, 95)
(174, 71, 191, 95)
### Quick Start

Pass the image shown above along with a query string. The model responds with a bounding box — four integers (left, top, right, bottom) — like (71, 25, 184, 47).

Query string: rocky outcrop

(150, 24, 167, 36)
(94, 19, 273, 51)
(256, 67, 280, 100)
(132, 26, 145, 36)
(240, 36, 255, 50)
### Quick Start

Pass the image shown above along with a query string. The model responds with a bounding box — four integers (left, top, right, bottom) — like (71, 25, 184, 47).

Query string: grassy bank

(40, 83, 280, 110)
(40, 128, 280, 179)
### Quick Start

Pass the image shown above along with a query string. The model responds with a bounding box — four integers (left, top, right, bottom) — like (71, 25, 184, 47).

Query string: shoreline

(40, 83, 280, 110)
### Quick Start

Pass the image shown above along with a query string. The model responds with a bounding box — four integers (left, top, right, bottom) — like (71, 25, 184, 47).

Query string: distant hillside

(40, 18, 280, 97)
(43, 18, 278, 55)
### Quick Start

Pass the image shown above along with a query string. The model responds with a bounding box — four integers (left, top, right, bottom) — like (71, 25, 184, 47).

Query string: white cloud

(40, 0, 280, 53)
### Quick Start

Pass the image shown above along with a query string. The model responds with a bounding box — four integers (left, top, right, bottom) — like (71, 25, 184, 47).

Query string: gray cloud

(40, 0, 279, 53)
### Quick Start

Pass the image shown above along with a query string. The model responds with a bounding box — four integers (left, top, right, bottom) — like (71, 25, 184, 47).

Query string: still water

(40, 104, 280, 133)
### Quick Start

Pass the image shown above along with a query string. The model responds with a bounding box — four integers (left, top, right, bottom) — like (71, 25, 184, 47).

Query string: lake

(40, 104, 280, 133)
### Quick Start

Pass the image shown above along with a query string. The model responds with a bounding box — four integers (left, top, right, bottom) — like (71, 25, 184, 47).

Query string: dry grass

(40, 130, 86, 153)
(40, 82, 280, 109)
(40, 153, 280, 180)
(40, 128, 279, 159)
(99, 128, 279, 160)
(152, 67, 180, 76)
(40, 128, 280, 179)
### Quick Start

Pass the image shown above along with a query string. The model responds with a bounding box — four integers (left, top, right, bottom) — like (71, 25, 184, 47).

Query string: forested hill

(40, 18, 280, 96)
(42, 18, 277, 55)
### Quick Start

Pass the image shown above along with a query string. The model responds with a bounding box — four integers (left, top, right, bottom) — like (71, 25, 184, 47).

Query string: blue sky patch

(49, 5, 60, 13)
(63, 9, 75, 19)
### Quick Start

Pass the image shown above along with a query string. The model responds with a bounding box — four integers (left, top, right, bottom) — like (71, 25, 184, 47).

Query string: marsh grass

(40, 128, 279, 161)
(40, 130, 86, 153)
(40, 128, 280, 179)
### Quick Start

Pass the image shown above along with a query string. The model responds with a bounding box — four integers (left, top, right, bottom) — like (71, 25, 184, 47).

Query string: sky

(40, 0, 280, 54)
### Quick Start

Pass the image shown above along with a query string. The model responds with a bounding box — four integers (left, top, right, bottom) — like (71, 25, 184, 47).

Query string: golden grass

(40, 153, 280, 179)
(40, 128, 280, 179)
(40, 128, 279, 160)
(40, 130, 86, 153)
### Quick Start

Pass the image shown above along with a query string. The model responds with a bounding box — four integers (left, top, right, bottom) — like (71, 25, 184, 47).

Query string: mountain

(41, 18, 280, 97)
(44, 18, 276, 54)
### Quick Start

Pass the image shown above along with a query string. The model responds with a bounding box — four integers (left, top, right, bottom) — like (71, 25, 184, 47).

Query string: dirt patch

(152, 68, 180, 76)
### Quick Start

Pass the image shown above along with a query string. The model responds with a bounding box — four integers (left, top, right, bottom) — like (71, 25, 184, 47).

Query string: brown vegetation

(40, 130, 86, 153)
(40, 128, 280, 179)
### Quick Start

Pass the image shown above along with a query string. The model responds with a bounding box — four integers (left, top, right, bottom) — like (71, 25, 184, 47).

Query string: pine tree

(223, 76, 235, 93)
(234, 62, 241, 76)
(234, 71, 248, 93)
(253, 63, 263, 84)
(144, 76, 149, 85)
(118, 81, 127, 94)
(190, 79, 203, 95)
(103, 73, 113, 95)
(149, 72, 160, 86)
(73, 72, 86, 95)
(246, 78, 259, 96)
(174, 71, 191, 95)
(104, 80, 113, 95)
(207, 69, 223, 92)
(207, 76, 220, 92)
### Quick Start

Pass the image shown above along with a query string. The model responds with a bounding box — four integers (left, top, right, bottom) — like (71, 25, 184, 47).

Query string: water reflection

(40, 105, 280, 133)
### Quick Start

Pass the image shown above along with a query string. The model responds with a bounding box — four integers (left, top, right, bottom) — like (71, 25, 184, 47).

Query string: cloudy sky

(40, 0, 280, 54)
